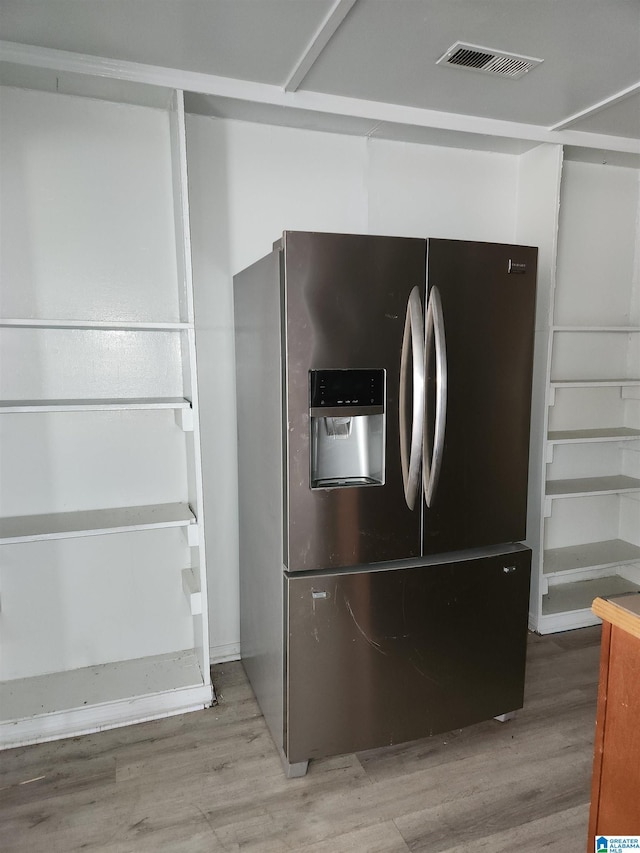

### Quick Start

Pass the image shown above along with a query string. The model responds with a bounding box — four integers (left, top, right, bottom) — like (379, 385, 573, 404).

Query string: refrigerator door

(283, 232, 426, 572)
(422, 239, 537, 555)
(284, 547, 531, 764)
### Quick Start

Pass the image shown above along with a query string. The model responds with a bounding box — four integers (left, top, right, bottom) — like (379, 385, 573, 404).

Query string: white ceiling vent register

(436, 42, 543, 79)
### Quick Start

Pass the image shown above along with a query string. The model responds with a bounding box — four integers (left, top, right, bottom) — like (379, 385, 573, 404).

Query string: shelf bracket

(548, 386, 557, 407)
(181, 568, 202, 616)
(184, 522, 200, 547)
(546, 444, 555, 464)
(544, 498, 553, 518)
(175, 407, 194, 432)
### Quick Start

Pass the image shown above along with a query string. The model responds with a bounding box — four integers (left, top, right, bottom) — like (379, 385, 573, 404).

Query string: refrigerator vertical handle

(399, 286, 425, 510)
(423, 286, 447, 507)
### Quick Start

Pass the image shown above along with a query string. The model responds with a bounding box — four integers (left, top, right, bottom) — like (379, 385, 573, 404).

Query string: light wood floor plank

(437, 803, 589, 853)
(297, 821, 410, 852)
(392, 749, 591, 852)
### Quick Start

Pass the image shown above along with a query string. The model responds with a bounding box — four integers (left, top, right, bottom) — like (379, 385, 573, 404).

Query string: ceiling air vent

(436, 42, 543, 79)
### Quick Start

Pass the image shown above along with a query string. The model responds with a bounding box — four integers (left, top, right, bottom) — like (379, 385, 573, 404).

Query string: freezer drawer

(285, 548, 531, 764)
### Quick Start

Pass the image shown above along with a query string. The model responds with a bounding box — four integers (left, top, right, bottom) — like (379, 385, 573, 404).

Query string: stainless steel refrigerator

(234, 232, 537, 776)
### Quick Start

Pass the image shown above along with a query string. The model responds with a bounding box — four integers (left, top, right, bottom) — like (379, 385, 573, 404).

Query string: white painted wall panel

(514, 145, 563, 334)
(0, 528, 194, 680)
(0, 410, 189, 516)
(366, 138, 519, 242)
(548, 387, 628, 431)
(0, 328, 184, 399)
(623, 445, 640, 480)
(626, 398, 640, 430)
(0, 87, 180, 322)
(548, 443, 625, 480)
(550, 331, 636, 381)
(222, 120, 369, 272)
(544, 494, 621, 549)
(620, 494, 640, 547)
(554, 161, 640, 326)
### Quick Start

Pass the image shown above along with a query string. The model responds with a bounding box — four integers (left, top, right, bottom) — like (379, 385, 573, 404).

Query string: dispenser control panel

(309, 369, 386, 489)
(310, 369, 384, 409)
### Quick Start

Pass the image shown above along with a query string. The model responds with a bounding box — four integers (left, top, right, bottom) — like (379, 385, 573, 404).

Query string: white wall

(186, 115, 522, 661)
(366, 139, 519, 240)
(554, 160, 640, 326)
(0, 86, 179, 321)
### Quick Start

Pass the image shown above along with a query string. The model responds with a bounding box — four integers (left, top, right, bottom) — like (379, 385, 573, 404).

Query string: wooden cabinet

(588, 594, 640, 842)
(0, 81, 211, 747)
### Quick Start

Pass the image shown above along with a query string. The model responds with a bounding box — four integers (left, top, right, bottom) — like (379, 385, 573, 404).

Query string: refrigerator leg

(280, 750, 309, 779)
(494, 711, 517, 723)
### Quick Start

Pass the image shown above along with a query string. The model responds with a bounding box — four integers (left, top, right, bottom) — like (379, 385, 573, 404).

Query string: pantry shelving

(0, 79, 211, 747)
(544, 540, 640, 576)
(533, 157, 640, 634)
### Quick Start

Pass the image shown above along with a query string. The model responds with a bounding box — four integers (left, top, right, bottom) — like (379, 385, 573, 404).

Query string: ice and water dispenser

(309, 369, 385, 489)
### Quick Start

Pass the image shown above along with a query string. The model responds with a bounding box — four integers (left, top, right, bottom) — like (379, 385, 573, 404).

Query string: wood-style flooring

(0, 627, 602, 852)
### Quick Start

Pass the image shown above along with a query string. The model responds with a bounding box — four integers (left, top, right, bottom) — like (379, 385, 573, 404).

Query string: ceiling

(1, 0, 639, 154)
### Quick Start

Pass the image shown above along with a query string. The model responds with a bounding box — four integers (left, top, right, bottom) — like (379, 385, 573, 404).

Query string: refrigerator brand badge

(508, 260, 527, 274)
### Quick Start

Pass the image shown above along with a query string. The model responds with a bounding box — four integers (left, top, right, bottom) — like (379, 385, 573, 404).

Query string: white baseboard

(1, 683, 213, 750)
(209, 642, 241, 665)
(536, 608, 602, 635)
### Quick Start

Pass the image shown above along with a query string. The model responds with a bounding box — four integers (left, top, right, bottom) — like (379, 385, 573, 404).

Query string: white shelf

(546, 475, 640, 499)
(550, 378, 640, 388)
(0, 398, 191, 413)
(548, 427, 640, 444)
(552, 325, 640, 332)
(0, 503, 196, 544)
(544, 539, 640, 575)
(542, 575, 640, 616)
(0, 651, 212, 749)
(0, 318, 192, 331)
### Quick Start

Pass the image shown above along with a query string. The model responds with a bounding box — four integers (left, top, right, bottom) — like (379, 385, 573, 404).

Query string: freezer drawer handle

(423, 285, 447, 507)
(399, 285, 425, 510)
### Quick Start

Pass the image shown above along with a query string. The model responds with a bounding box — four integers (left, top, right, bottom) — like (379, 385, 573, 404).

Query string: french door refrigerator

(234, 232, 537, 776)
